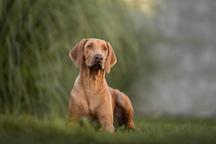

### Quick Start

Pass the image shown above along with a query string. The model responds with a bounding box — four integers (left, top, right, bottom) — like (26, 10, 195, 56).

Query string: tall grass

(0, 0, 146, 117)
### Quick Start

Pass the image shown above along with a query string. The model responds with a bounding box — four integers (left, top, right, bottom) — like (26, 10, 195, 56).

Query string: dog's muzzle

(90, 54, 103, 70)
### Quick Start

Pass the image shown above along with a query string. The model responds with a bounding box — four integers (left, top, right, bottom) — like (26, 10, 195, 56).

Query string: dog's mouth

(89, 63, 102, 71)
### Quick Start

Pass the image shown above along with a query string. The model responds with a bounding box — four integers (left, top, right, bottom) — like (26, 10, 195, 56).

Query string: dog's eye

(102, 46, 107, 51)
(86, 44, 92, 49)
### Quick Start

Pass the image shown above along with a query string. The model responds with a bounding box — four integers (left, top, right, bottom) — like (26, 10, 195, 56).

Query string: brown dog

(68, 38, 135, 133)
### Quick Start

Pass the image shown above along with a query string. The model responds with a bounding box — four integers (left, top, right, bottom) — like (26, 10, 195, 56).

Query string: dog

(68, 38, 135, 133)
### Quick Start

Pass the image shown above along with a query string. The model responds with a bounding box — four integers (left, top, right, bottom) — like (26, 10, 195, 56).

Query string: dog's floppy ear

(105, 42, 117, 73)
(69, 39, 88, 67)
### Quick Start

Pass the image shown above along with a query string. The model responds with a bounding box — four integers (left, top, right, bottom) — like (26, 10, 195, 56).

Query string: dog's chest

(84, 86, 104, 106)
(82, 82, 107, 112)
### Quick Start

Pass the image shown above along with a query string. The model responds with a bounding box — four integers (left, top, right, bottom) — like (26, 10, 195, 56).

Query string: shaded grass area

(0, 115, 216, 144)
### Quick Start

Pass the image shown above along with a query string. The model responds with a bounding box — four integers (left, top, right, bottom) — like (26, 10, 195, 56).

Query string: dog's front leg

(96, 102, 115, 133)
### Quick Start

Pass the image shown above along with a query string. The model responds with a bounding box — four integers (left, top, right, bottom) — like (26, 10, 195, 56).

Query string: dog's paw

(126, 127, 144, 132)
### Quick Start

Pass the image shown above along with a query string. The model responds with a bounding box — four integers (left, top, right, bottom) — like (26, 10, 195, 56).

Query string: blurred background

(0, 0, 216, 119)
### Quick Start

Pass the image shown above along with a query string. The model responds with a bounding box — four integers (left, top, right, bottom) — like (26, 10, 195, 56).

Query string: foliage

(0, 0, 145, 116)
(0, 115, 216, 144)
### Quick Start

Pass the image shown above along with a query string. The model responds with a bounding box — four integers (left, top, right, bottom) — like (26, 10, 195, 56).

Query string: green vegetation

(0, 115, 216, 144)
(0, 2, 168, 143)
(3, 1, 214, 144)
(0, 0, 151, 117)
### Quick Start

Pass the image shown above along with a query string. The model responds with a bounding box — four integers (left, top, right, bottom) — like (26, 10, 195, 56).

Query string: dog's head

(69, 38, 117, 73)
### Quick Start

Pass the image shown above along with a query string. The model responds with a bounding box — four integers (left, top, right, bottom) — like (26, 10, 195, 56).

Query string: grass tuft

(0, 115, 216, 144)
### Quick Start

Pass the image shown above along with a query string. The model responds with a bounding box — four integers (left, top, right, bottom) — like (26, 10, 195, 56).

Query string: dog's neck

(79, 64, 107, 96)
(80, 64, 106, 84)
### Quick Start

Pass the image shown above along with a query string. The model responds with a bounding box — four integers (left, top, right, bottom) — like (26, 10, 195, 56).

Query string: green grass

(0, 115, 216, 144)
(1, 0, 149, 116)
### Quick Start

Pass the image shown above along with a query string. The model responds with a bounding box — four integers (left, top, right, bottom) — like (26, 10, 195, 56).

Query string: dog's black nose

(94, 54, 103, 62)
